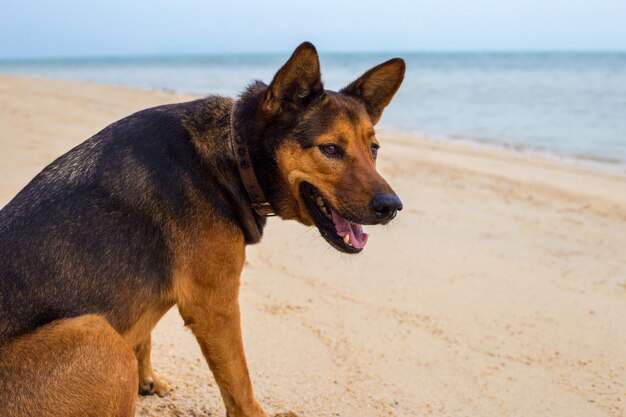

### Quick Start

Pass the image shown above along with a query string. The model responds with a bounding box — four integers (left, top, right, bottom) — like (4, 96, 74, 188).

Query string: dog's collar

(229, 101, 277, 217)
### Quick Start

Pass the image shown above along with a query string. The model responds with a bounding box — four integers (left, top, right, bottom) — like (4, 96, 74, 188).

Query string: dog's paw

(138, 373, 171, 397)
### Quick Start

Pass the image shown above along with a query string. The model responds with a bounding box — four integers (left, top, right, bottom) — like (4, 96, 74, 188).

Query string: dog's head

(255, 42, 405, 254)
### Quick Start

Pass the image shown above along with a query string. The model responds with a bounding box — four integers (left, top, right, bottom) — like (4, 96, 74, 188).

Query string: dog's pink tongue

(331, 210, 368, 249)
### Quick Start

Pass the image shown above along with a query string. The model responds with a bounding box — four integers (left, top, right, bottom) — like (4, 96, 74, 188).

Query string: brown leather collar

(229, 102, 276, 217)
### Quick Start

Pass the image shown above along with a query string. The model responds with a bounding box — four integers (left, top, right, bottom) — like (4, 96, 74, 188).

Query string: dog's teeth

(343, 234, 350, 245)
(316, 196, 324, 207)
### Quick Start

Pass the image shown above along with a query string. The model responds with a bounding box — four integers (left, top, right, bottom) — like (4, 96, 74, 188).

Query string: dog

(0, 42, 404, 417)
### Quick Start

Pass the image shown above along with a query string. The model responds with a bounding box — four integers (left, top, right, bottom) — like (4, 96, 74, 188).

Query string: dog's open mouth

(300, 182, 368, 254)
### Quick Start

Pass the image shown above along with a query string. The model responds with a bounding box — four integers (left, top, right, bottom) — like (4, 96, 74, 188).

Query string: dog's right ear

(263, 42, 323, 115)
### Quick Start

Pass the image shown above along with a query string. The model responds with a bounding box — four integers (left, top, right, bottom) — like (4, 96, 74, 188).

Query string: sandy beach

(1, 74, 625, 417)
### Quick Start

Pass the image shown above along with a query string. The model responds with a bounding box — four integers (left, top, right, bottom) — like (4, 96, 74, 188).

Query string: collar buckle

(251, 202, 277, 217)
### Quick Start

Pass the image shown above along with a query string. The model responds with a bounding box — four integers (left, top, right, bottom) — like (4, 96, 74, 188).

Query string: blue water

(1, 53, 625, 166)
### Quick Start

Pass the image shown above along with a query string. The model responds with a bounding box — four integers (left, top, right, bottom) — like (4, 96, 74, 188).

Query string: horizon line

(2, 49, 626, 63)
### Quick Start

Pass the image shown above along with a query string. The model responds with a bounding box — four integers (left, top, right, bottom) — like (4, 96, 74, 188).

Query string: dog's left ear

(340, 58, 405, 124)
(263, 42, 323, 115)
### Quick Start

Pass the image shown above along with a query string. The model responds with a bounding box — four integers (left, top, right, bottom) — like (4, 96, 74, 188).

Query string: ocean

(1, 52, 625, 169)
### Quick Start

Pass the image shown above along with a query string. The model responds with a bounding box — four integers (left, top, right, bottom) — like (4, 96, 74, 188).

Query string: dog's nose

(371, 193, 403, 221)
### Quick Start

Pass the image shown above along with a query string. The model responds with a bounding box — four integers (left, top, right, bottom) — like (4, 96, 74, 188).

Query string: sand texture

(1, 74, 625, 417)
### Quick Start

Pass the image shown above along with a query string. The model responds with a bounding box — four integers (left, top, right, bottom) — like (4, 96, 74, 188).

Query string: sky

(1, 0, 625, 59)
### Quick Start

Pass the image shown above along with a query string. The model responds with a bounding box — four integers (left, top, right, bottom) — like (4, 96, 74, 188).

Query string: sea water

(1, 52, 625, 168)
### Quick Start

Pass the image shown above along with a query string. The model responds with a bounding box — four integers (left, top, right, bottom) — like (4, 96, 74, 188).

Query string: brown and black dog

(0, 42, 404, 417)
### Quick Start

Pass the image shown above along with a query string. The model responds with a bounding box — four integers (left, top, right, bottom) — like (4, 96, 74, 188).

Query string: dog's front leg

(176, 246, 267, 417)
(194, 302, 265, 417)
(135, 333, 171, 397)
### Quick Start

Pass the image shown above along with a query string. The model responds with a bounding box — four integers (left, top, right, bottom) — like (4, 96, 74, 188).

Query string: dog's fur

(0, 42, 404, 417)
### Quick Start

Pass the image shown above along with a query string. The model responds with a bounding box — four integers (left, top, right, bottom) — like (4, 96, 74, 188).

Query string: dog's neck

(229, 101, 276, 217)
(230, 82, 289, 219)
(181, 94, 269, 245)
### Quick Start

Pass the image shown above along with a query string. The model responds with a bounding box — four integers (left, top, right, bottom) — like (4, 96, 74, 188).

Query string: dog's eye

(319, 144, 342, 158)
(371, 144, 379, 160)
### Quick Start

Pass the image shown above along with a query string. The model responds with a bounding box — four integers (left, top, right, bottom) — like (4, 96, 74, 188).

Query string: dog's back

(0, 96, 255, 345)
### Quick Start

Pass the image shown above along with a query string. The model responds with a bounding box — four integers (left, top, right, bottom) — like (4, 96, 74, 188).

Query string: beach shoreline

(3, 50, 625, 169)
(385, 128, 626, 176)
(1, 74, 625, 417)
(4, 68, 626, 177)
